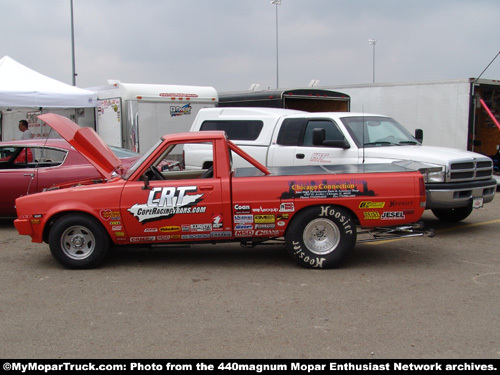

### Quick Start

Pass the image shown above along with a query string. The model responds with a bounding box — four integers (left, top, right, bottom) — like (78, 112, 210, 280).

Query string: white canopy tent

(0, 56, 96, 140)
(0, 56, 96, 108)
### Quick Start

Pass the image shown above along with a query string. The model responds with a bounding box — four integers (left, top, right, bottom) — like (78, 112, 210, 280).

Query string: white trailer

(327, 78, 500, 158)
(96, 82, 218, 153)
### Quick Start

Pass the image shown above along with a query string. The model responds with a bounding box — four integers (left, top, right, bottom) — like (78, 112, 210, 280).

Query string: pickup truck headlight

(419, 168, 445, 183)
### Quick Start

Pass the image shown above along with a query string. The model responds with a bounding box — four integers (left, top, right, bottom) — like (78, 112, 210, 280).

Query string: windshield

(340, 116, 420, 147)
(123, 140, 163, 179)
(109, 146, 140, 158)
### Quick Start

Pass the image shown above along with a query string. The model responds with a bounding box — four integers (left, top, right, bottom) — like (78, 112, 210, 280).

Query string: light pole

(271, 0, 281, 89)
(70, 0, 77, 86)
(368, 39, 377, 84)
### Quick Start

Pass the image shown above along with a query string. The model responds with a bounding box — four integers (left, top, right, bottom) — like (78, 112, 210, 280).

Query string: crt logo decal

(128, 186, 205, 223)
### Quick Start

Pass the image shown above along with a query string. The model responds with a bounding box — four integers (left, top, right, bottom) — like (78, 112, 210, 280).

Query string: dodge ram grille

(449, 159, 493, 182)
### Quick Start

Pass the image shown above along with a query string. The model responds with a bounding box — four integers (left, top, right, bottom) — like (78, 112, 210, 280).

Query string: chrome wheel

(303, 218, 340, 255)
(60, 225, 96, 260)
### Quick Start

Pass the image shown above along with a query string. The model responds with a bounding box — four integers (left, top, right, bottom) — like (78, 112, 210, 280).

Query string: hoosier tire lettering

(285, 205, 357, 269)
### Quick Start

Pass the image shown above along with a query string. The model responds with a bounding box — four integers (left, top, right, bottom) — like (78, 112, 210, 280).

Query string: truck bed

(234, 163, 414, 177)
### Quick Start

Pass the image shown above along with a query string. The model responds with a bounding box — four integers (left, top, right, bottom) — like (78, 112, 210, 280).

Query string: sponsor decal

(128, 186, 205, 223)
(110, 221, 121, 225)
(280, 179, 375, 199)
(235, 230, 254, 237)
(381, 211, 405, 219)
(235, 224, 253, 230)
(359, 201, 386, 209)
(363, 212, 380, 220)
(212, 214, 223, 229)
(277, 221, 286, 227)
(181, 234, 210, 240)
(144, 228, 157, 232)
(211, 231, 232, 238)
(309, 152, 332, 164)
(255, 229, 281, 236)
(255, 223, 275, 229)
(114, 232, 125, 237)
(160, 226, 181, 232)
(252, 206, 278, 213)
(112, 226, 123, 231)
(276, 214, 289, 221)
(254, 215, 275, 224)
(130, 236, 156, 242)
(389, 200, 413, 208)
(170, 103, 192, 117)
(190, 224, 212, 232)
(279, 203, 295, 212)
(234, 214, 253, 223)
(100, 209, 121, 221)
(234, 204, 251, 213)
(156, 235, 172, 241)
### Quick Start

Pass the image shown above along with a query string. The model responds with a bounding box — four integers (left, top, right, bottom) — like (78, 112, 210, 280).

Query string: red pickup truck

(14, 114, 428, 269)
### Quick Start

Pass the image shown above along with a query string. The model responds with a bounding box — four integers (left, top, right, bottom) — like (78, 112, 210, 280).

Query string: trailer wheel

(48, 214, 110, 269)
(431, 204, 473, 222)
(285, 206, 356, 269)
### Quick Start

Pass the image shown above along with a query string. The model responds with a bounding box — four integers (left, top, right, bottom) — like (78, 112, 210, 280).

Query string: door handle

(296, 153, 305, 159)
(199, 185, 214, 191)
(23, 173, 35, 178)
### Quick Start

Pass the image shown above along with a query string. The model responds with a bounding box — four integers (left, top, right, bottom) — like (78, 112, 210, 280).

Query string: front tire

(431, 204, 473, 222)
(48, 214, 110, 269)
(285, 205, 356, 269)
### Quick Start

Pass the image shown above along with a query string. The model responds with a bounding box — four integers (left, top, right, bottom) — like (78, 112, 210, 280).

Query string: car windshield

(122, 140, 162, 180)
(340, 116, 419, 147)
(109, 146, 140, 158)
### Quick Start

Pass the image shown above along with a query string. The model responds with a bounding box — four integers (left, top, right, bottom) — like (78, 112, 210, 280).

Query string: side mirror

(312, 128, 350, 149)
(415, 129, 423, 144)
(312, 128, 326, 145)
(323, 139, 350, 149)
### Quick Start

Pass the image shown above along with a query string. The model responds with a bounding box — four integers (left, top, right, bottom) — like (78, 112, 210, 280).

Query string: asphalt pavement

(0, 198, 499, 359)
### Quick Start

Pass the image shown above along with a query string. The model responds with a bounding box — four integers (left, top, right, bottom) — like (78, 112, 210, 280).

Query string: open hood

(38, 113, 122, 180)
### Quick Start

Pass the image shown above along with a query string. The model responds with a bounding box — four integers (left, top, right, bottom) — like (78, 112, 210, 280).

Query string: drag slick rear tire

(285, 205, 356, 269)
(49, 214, 110, 269)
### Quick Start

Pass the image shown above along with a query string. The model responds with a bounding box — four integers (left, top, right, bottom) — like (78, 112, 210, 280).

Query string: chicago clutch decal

(128, 186, 205, 223)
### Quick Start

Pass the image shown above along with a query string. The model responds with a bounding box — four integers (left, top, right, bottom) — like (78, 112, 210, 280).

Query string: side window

(33, 147, 67, 166)
(302, 120, 344, 146)
(276, 118, 307, 146)
(200, 120, 263, 141)
(145, 141, 215, 181)
(0, 147, 18, 163)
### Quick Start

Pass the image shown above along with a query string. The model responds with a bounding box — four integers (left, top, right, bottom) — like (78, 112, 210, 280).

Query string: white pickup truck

(185, 107, 497, 222)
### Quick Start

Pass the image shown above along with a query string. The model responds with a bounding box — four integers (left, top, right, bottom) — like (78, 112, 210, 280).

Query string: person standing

(18, 119, 33, 140)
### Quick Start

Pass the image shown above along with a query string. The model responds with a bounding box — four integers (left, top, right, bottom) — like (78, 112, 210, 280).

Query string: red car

(0, 138, 141, 217)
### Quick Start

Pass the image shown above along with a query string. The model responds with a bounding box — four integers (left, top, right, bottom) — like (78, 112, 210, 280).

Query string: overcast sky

(2, 0, 500, 92)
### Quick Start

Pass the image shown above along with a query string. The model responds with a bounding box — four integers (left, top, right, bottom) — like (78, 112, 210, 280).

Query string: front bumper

(425, 178, 497, 209)
(14, 218, 44, 243)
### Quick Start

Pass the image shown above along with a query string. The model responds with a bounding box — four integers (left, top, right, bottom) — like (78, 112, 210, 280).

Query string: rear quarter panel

(230, 171, 424, 235)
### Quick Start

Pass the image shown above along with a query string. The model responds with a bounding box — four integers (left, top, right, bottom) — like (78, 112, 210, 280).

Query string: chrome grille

(449, 159, 493, 182)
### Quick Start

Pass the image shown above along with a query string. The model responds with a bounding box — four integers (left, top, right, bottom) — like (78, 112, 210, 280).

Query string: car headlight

(419, 167, 445, 183)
